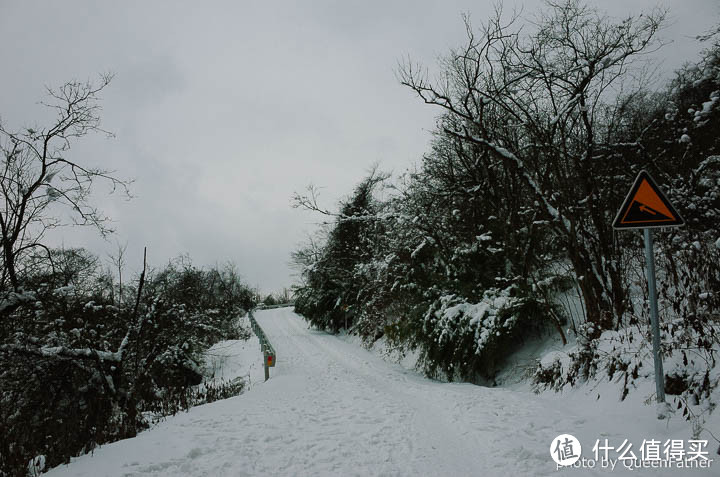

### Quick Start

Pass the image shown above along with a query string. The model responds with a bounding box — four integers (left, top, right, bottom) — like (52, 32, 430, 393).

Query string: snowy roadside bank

(42, 315, 267, 476)
(201, 319, 266, 392)
(332, 313, 720, 469)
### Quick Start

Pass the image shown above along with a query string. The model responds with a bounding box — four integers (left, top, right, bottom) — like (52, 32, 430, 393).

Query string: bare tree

(0, 74, 131, 292)
(108, 240, 128, 303)
(399, 0, 665, 333)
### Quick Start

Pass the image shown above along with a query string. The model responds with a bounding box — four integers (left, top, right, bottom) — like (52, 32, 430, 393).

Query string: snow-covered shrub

(418, 289, 520, 380)
(294, 97, 560, 382)
(0, 249, 255, 477)
(190, 377, 246, 407)
(409, 286, 556, 382)
(533, 322, 719, 428)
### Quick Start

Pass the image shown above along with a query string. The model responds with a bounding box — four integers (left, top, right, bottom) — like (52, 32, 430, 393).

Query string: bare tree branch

(0, 74, 132, 291)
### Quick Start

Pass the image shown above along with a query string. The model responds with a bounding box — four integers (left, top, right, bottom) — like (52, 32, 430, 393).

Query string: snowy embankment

(45, 307, 717, 476)
(202, 334, 266, 392)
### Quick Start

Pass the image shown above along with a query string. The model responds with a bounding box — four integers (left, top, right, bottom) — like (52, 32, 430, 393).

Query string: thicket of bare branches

(398, 0, 666, 334)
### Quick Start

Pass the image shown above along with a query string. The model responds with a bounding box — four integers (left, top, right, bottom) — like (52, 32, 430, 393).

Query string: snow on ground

(201, 316, 265, 390)
(45, 307, 717, 476)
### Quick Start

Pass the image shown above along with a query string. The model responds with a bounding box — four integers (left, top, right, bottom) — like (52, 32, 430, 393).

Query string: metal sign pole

(643, 228, 665, 404)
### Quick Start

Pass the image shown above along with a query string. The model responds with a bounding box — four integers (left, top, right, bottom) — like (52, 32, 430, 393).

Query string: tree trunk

(568, 244, 614, 338)
(3, 245, 19, 291)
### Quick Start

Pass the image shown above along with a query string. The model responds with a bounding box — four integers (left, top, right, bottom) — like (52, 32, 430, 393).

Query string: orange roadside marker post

(263, 349, 270, 382)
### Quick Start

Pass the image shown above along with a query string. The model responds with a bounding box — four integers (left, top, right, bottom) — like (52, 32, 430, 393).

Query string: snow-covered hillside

(45, 307, 717, 476)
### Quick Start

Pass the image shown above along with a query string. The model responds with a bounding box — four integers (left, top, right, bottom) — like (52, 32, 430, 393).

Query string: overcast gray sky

(1, 0, 718, 293)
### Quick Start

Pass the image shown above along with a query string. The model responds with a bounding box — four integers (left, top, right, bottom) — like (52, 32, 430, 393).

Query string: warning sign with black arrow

(612, 170, 684, 414)
(612, 170, 684, 229)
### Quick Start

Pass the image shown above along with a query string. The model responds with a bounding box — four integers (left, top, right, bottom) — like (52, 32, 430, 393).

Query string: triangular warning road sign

(613, 170, 684, 229)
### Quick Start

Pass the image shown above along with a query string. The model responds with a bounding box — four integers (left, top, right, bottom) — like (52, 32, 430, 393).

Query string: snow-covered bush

(533, 322, 719, 427)
(0, 250, 255, 477)
(415, 287, 541, 381)
(294, 156, 562, 382)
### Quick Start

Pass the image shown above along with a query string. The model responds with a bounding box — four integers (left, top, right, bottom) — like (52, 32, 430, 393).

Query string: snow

(28, 455, 46, 477)
(201, 334, 265, 389)
(0, 343, 121, 362)
(410, 239, 426, 259)
(0, 290, 37, 312)
(53, 285, 75, 295)
(45, 308, 718, 476)
(539, 350, 571, 370)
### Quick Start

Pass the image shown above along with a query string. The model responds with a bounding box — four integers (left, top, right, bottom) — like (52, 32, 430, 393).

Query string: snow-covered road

(45, 307, 716, 476)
